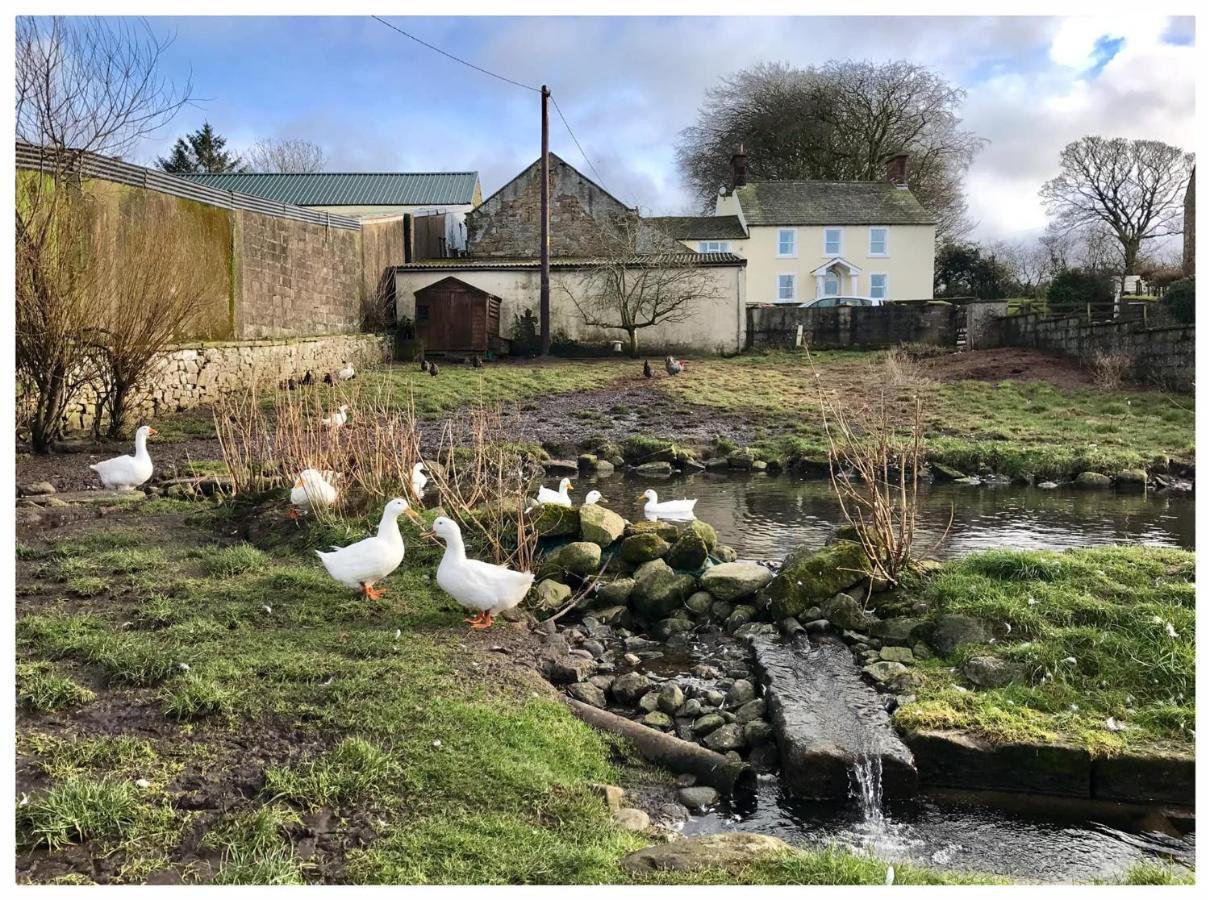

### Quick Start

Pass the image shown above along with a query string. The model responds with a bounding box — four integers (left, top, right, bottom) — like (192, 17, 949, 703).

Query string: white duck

(410, 462, 428, 501)
(431, 516, 535, 629)
(315, 497, 421, 600)
(336, 362, 356, 381)
(639, 488, 697, 520)
(289, 468, 339, 519)
(89, 425, 156, 490)
(536, 477, 574, 507)
(322, 405, 350, 428)
(583, 490, 604, 505)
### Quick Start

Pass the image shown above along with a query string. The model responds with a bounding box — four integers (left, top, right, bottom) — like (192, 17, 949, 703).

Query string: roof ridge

(183, 171, 478, 177)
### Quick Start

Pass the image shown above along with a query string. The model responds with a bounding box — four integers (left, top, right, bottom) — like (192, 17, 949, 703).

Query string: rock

(734, 698, 766, 724)
(674, 699, 703, 718)
(868, 617, 926, 645)
(879, 646, 915, 664)
(630, 559, 695, 620)
(700, 562, 775, 602)
(581, 639, 605, 658)
(714, 545, 739, 563)
(684, 591, 714, 616)
(613, 807, 651, 831)
(930, 614, 990, 657)
(638, 692, 661, 712)
(18, 481, 55, 497)
(567, 682, 607, 707)
(780, 617, 805, 637)
(592, 782, 626, 811)
(656, 802, 690, 823)
(748, 744, 780, 772)
(577, 453, 598, 469)
(1074, 471, 1113, 489)
(727, 449, 756, 470)
(595, 578, 634, 607)
(704, 457, 729, 471)
(594, 460, 616, 476)
(724, 679, 756, 708)
(657, 683, 685, 715)
(710, 600, 735, 620)
(1037, 481, 1059, 490)
(701, 690, 725, 708)
(804, 618, 831, 635)
(549, 656, 594, 684)
(620, 833, 791, 875)
(930, 463, 966, 481)
(1116, 469, 1148, 486)
(724, 605, 756, 633)
(676, 786, 720, 812)
(691, 713, 725, 736)
(635, 461, 674, 477)
(911, 642, 933, 660)
(544, 459, 580, 476)
(610, 672, 653, 705)
(863, 661, 909, 684)
(619, 533, 671, 564)
(703, 723, 746, 752)
(761, 541, 869, 620)
(642, 711, 674, 729)
(963, 655, 1022, 688)
(742, 719, 774, 745)
(751, 460, 768, 472)
(665, 528, 710, 570)
(625, 519, 680, 541)
(579, 503, 627, 547)
(596, 605, 633, 628)
(541, 541, 602, 578)
(534, 579, 573, 610)
(533, 504, 581, 537)
(733, 622, 776, 639)
(820, 593, 871, 631)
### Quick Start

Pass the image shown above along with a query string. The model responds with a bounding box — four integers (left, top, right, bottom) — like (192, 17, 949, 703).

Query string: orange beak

(404, 506, 424, 526)
(147, 427, 159, 436)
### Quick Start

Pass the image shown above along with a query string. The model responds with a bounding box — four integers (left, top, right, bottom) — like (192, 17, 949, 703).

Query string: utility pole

(539, 84, 551, 356)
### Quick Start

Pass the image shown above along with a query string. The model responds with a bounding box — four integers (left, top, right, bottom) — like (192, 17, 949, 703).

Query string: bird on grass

(323, 372, 334, 385)
(430, 516, 534, 630)
(429, 362, 440, 377)
(301, 370, 314, 386)
(420, 359, 429, 373)
(321, 404, 350, 428)
(288, 468, 339, 519)
(336, 361, 356, 381)
(665, 356, 684, 376)
(643, 360, 653, 378)
(472, 354, 484, 369)
(89, 425, 156, 490)
(286, 377, 297, 391)
(410, 461, 428, 501)
(316, 497, 422, 600)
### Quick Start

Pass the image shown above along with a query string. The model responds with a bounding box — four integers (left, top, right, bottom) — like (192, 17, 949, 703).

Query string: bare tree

(560, 215, 720, 356)
(1040, 136, 1194, 290)
(676, 60, 985, 241)
(89, 200, 226, 437)
(245, 137, 327, 173)
(991, 239, 1051, 298)
(15, 15, 193, 451)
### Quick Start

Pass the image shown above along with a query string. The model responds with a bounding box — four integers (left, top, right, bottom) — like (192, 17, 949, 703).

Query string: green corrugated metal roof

(176, 171, 480, 207)
(734, 181, 935, 226)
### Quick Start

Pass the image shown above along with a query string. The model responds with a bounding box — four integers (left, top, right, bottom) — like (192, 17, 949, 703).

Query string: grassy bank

(890, 546, 1195, 755)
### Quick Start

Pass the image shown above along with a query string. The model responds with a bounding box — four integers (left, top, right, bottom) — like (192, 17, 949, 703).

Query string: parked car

(799, 296, 884, 309)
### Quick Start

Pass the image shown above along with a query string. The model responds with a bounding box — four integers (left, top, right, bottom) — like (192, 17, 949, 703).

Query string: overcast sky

(128, 14, 1195, 243)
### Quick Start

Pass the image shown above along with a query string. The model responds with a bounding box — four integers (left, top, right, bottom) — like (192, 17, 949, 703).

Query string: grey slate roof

(734, 181, 934, 226)
(646, 215, 748, 241)
(176, 171, 480, 207)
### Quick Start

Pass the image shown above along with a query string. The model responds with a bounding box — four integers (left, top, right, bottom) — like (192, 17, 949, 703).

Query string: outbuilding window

(698, 240, 731, 253)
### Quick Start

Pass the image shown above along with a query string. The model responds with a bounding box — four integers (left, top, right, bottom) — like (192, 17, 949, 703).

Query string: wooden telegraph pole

(539, 84, 551, 356)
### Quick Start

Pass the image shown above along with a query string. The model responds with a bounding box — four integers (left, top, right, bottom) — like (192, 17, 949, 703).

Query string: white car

(800, 296, 885, 309)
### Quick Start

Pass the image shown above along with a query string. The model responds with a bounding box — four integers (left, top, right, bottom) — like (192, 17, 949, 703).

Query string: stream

(575, 469, 1195, 882)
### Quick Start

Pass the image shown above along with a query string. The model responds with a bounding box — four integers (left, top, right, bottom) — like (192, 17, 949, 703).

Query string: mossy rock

(594, 577, 635, 608)
(534, 579, 572, 610)
(579, 503, 626, 547)
(533, 504, 581, 537)
(630, 559, 696, 620)
(760, 540, 870, 620)
(665, 528, 709, 571)
(1074, 471, 1113, 489)
(623, 435, 677, 464)
(624, 520, 680, 541)
(929, 462, 966, 481)
(539, 541, 602, 579)
(619, 532, 671, 565)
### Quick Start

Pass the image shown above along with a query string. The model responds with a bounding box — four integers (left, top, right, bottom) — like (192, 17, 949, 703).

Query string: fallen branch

(563, 696, 754, 793)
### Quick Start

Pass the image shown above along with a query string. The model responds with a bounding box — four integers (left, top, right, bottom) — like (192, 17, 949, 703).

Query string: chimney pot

(729, 146, 748, 189)
(885, 153, 908, 187)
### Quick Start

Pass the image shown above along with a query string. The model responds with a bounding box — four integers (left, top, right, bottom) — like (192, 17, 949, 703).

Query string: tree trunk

(626, 328, 639, 358)
(29, 375, 66, 453)
(106, 380, 131, 440)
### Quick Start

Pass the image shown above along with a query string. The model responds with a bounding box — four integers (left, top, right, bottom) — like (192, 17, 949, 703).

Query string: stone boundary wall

(746, 303, 956, 351)
(993, 313, 1194, 391)
(60, 333, 391, 432)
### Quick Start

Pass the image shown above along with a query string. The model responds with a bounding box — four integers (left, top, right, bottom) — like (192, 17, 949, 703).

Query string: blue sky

(123, 15, 1195, 241)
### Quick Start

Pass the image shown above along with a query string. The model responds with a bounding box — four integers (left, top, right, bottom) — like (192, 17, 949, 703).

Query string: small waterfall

(849, 754, 885, 826)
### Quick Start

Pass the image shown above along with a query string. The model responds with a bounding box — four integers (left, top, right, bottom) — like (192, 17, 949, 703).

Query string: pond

(580, 469, 1194, 561)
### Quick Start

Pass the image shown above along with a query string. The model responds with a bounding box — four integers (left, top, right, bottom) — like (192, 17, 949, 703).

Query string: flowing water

(579, 469, 1195, 882)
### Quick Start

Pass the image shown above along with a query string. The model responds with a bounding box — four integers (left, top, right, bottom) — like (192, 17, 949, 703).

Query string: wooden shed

(414, 276, 504, 354)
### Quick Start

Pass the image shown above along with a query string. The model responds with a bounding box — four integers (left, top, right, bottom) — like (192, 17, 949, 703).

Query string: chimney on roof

(730, 144, 748, 190)
(885, 152, 909, 188)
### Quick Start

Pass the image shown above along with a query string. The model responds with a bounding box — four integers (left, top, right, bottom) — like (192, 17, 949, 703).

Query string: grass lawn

(891, 546, 1195, 755)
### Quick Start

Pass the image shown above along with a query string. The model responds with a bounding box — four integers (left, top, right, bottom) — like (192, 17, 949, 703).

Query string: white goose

(536, 477, 574, 507)
(289, 468, 339, 518)
(410, 462, 428, 501)
(431, 517, 534, 629)
(336, 362, 356, 381)
(89, 425, 156, 490)
(322, 405, 350, 428)
(315, 498, 421, 600)
(639, 488, 697, 520)
(583, 490, 604, 505)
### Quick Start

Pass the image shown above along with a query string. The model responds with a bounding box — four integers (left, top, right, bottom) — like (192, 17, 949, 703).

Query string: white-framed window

(777, 229, 797, 257)
(697, 240, 731, 253)
(870, 273, 888, 300)
(777, 274, 796, 301)
(823, 227, 842, 256)
(823, 272, 840, 296)
(869, 227, 888, 256)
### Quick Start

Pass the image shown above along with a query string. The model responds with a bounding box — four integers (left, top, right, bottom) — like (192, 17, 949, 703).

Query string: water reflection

(584, 471, 1194, 561)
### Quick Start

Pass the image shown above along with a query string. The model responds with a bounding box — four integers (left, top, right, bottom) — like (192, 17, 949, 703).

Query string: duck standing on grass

(322, 405, 350, 428)
(288, 469, 339, 519)
(536, 477, 574, 506)
(316, 498, 422, 600)
(410, 461, 428, 501)
(429, 362, 440, 377)
(336, 361, 356, 381)
(430, 517, 534, 629)
(643, 360, 653, 378)
(89, 425, 156, 490)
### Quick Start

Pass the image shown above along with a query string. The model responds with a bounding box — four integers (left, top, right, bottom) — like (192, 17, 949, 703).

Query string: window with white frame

(777, 229, 797, 257)
(777, 274, 796, 301)
(823, 227, 842, 256)
(823, 272, 840, 296)
(870, 274, 888, 300)
(697, 240, 731, 253)
(869, 227, 888, 256)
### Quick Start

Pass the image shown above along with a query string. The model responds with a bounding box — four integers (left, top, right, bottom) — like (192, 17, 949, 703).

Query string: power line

(550, 93, 610, 195)
(370, 15, 540, 93)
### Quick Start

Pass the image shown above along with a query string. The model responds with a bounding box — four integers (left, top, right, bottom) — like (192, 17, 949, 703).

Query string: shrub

(1164, 276, 1195, 324)
(1047, 268, 1114, 316)
(1090, 351, 1132, 391)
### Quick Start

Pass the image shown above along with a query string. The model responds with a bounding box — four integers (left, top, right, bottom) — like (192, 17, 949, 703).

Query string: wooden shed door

(417, 286, 478, 351)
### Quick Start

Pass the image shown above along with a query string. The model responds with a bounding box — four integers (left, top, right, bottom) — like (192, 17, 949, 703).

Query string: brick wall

(994, 313, 1194, 391)
(747, 303, 956, 350)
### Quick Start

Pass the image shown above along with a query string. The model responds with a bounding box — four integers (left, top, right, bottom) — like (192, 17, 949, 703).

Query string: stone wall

(746, 303, 956, 351)
(994, 313, 1194, 391)
(359, 216, 406, 326)
(60, 333, 391, 432)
